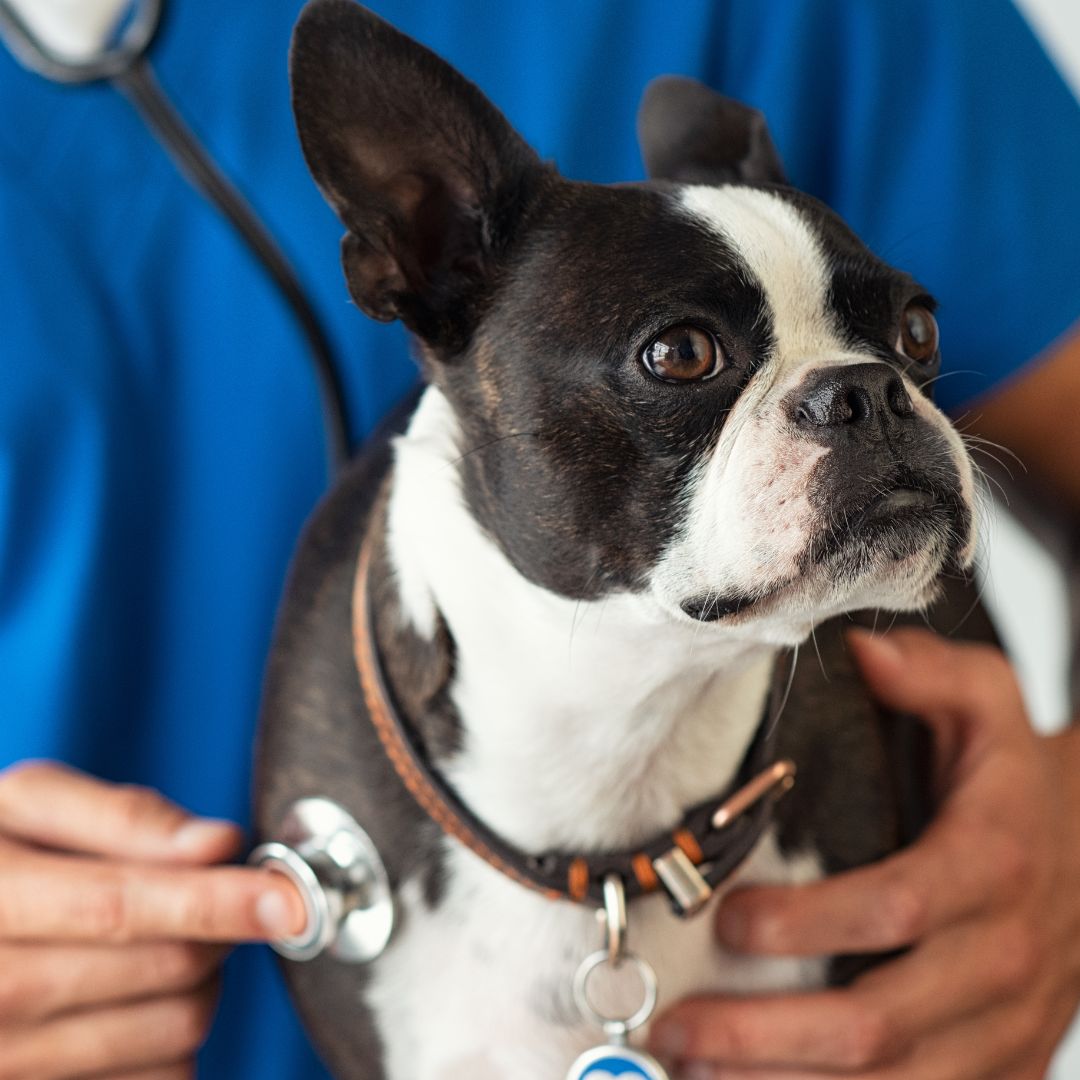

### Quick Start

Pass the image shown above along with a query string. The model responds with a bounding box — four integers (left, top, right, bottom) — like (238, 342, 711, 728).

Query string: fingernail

(649, 1019, 687, 1057)
(256, 888, 302, 938)
(848, 628, 902, 664)
(172, 819, 237, 854)
(681, 1066, 714, 1080)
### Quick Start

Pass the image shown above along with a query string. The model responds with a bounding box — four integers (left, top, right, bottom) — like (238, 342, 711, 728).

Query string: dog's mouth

(680, 590, 764, 622)
(680, 475, 969, 625)
(815, 485, 941, 554)
(808, 475, 964, 567)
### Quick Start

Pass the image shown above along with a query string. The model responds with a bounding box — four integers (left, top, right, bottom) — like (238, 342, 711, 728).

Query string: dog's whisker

(809, 622, 829, 682)
(970, 458, 1012, 508)
(967, 445, 1017, 482)
(448, 430, 540, 468)
(764, 640, 800, 742)
(962, 434, 1027, 473)
(944, 571, 993, 637)
(919, 368, 982, 392)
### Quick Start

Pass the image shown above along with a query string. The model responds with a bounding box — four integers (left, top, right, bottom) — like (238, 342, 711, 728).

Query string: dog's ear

(291, 0, 544, 348)
(637, 76, 788, 187)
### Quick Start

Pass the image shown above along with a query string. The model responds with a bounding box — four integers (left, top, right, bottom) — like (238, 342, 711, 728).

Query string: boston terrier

(255, 2, 989, 1077)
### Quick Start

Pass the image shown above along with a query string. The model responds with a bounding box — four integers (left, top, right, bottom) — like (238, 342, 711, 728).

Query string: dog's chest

(361, 391, 828, 1077)
(365, 833, 824, 1080)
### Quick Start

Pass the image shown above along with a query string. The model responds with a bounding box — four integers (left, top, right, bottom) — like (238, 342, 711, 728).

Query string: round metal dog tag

(566, 1044, 670, 1079)
(567, 944, 670, 1080)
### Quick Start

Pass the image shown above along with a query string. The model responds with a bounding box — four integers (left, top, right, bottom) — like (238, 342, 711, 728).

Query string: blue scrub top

(1, 2, 1078, 1077)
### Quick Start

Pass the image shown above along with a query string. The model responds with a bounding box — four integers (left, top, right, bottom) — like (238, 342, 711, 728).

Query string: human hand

(0, 761, 306, 1080)
(648, 628, 1080, 1079)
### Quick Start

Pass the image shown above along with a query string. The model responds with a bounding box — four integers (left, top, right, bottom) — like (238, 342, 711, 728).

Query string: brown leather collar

(351, 535, 796, 916)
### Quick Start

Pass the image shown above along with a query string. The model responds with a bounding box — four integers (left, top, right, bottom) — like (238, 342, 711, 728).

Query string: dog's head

(292, 0, 976, 646)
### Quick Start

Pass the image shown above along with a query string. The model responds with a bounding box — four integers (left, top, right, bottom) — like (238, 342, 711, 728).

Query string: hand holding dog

(651, 628, 1080, 1080)
(0, 762, 305, 1080)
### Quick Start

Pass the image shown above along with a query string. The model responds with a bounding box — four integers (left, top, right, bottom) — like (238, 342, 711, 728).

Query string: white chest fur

(368, 836, 824, 1079)
(368, 388, 827, 1077)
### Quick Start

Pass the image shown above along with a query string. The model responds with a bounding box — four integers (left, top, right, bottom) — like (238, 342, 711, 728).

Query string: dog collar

(351, 535, 796, 916)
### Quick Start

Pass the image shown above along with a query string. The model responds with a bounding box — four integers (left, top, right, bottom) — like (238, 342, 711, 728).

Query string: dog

(255, 2, 990, 1076)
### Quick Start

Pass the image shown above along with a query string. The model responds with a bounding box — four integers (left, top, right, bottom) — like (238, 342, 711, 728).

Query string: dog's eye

(642, 325, 722, 382)
(896, 303, 939, 364)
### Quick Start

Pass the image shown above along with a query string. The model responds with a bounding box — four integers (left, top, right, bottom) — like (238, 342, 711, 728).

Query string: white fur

(373, 388, 826, 1078)
(388, 388, 781, 852)
(367, 187, 977, 1077)
(648, 186, 978, 643)
(370, 834, 823, 1080)
(680, 186, 840, 366)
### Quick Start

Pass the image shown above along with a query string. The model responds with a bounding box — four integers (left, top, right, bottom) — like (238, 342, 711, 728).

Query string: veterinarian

(1, 1, 1078, 1078)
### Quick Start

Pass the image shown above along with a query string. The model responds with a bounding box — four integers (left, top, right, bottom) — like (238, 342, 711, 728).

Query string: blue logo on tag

(577, 1055, 654, 1078)
(567, 1043, 668, 1080)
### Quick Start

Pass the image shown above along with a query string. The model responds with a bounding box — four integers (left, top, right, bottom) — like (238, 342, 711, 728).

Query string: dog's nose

(792, 363, 914, 438)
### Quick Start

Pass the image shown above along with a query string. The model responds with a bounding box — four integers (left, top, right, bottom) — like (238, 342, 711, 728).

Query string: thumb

(845, 627, 1025, 770)
(846, 627, 1021, 723)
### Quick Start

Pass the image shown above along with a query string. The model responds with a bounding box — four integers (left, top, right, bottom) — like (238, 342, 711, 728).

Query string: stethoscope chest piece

(250, 798, 394, 963)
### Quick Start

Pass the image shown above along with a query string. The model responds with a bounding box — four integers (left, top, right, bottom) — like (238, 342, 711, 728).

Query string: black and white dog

(256, 2, 986, 1077)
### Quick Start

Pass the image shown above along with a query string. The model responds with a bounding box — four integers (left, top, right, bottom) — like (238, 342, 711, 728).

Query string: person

(1, 1, 1078, 1077)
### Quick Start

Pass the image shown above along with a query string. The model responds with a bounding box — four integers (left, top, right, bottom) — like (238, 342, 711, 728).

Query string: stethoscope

(0, 0, 393, 963)
(0, 0, 353, 477)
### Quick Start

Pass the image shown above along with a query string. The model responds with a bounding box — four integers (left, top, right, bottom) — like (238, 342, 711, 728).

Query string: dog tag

(567, 948, 670, 1080)
(565, 1043, 670, 1079)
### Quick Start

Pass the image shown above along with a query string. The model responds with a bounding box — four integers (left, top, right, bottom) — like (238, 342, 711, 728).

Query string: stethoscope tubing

(0, 0, 353, 477)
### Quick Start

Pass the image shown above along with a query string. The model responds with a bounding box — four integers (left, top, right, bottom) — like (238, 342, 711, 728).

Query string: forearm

(971, 326, 1080, 511)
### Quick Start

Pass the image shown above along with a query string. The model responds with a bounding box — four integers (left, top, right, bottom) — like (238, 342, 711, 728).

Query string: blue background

(1, 2, 1079, 1077)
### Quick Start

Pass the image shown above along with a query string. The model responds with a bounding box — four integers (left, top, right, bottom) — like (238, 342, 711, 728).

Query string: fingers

(107, 1068, 195, 1080)
(665, 636, 1070, 1080)
(653, 985, 1052, 1080)
(0, 943, 228, 1022)
(845, 630, 1026, 749)
(0, 843, 306, 944)
(652, 923, 1030, 1073)
(0, 762, 241, 865)
(107, 1067, 196, 1080)
(649, 989, 904, 1072)
(718, 633, 1041, 960)
(0, 766, 289, 1078)
(851, 918, 1040, 1046)
(716, 801, 1029, 956)
(0, 978, 220, 1080)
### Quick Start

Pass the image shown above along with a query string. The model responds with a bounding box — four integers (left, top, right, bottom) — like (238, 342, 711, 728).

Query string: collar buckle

(652, 846, 714, 916)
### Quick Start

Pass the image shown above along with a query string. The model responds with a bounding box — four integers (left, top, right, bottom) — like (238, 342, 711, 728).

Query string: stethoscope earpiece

(0, 0, 162, 84)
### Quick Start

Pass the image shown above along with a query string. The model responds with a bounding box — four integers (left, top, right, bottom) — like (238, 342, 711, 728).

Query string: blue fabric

(0, 2, 1077, 1077)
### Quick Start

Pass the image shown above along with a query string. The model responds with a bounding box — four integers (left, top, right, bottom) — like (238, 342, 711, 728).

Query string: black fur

(638, 75, 789, 186)
(292, 2, 963, 609)
(258, 4, 996, 1075)
(447, 181, 776, 597)
(290, 0, 547, 350)
(255, 399, 993, 1073)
